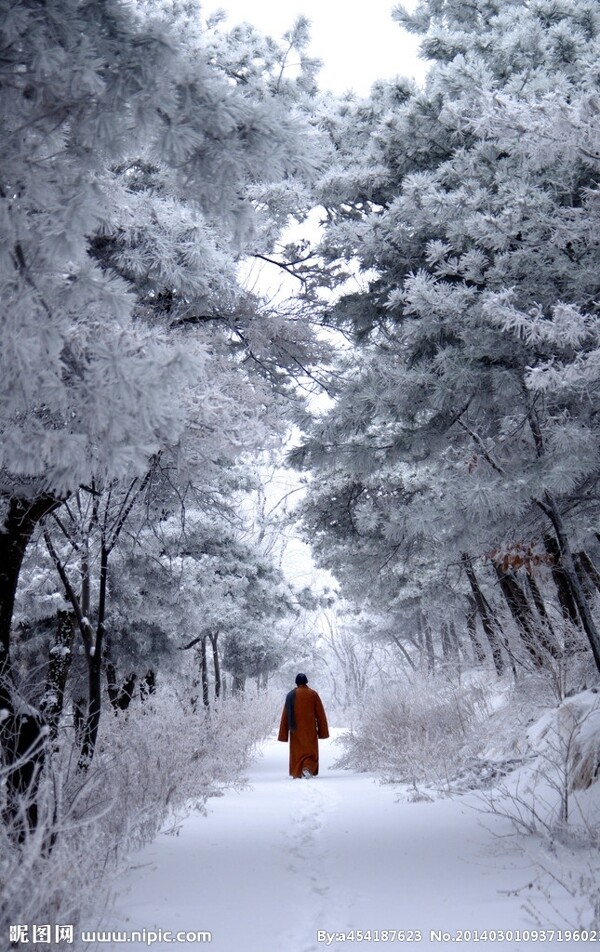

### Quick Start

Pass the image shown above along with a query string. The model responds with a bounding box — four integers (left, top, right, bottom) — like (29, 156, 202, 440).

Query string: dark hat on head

(295, 673, 308, 685)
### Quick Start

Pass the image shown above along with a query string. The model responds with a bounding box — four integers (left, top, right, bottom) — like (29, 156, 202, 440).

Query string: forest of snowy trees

(3, 0, 600, 942)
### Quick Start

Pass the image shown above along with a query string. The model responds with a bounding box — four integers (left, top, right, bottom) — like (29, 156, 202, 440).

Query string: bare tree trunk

(544, 533, 580, 630)
(208, 631, 221, 700)
(440, 620, 460, 667)
(575, 550, 600, 596)
(0, 494, 60, 839)
(79, 544, 108, 767)
(388, 632, 416, 670)
(423, 618, 435, 674)
(493, 564, 547, 667)
(106, 659, 118, 708)
(526, 571, 559, 651)
(201, 634, 209, 708)
(0, 494, 60, 662)
(73, 696, 86, 746)
(540, 493, 600, 672)
(0, 699, 46, 841)
(465, 595, 487, 664)
(80, 651, 102, 767)
(574, 553, 595, 600)
(44, 476, 154, 767)
(448, 619, 461, 668)
(40, 610, 75, 739)
(106, 662, 137, 711)
(462, 554, 505, 676)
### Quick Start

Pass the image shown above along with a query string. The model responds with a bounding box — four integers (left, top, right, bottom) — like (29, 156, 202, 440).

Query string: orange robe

(278, 684, 329, 778)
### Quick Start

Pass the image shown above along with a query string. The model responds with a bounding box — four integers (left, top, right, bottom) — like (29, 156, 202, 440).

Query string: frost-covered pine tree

(0, 0, 322, 828)
(294, 0, 600, 673)
(107, 498, 302, 697)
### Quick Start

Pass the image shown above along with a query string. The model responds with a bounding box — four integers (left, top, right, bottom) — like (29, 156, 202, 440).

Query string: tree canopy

(291, 0, 600, 672)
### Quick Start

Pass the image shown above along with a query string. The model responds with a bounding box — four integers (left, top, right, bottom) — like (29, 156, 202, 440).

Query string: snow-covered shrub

(516, 639, 600, 707)
(0, 757, 113, 949)
(482, 690, 600, 844)
(475, 689, 600, 931)
(334, 672, 490, 786)
(86, 688, 278, 849)
(0, 687, 277, 948)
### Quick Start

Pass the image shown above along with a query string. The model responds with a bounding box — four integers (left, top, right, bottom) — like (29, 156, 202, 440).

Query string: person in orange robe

(278, 673, 329, 778)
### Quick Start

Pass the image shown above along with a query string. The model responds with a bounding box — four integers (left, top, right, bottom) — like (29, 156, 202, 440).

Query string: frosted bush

(481, 690, 600, 842)
(334, 673, 491, 787)
(0, 755, 118, 949)
(0, 686, 277, 948)
(88, 689, 276, 848)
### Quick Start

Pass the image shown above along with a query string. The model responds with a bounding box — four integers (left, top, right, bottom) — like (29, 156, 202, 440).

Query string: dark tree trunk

(0, 494, 60, 660)
(45, 476, 154, 766)
(0, 493, 60, 839)
(106, 660, 118, 708)
(106, 662, 137, 711)
(544, 533, 580, 630)
(201, 634, 209, 708)
(540, 494, 600, 672)
(73, 696, 86, 746)
(423, 619, 435, 674)
(208, 631, 221, 700)
(40, 610, 75, 739)
(389, 632, 416, 670)
(574, 553, 595, 600)
(462, 554, 505, 676)
(465, 595, 487, 664)
(79, 653, 102, 767)
(119, 673, 137, 709)
(78, 545, 108, 767)
(440, 620, 460, 666)
(106, 622, 136, 711)
(575, 551, 600, 596)
(526, 571, 559, 652)
(494, 564, 547, 667)
(0, 706, 47, 841)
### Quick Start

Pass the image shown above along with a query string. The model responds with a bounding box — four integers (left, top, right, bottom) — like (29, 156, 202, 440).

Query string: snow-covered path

(108, 730, 584, 951)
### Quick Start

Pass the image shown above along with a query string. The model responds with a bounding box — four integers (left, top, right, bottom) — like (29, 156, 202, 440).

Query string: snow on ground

(104, 728, 593, 951)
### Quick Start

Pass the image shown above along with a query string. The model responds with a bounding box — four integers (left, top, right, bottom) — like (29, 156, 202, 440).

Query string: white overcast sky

(206, 1, 427, 95)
